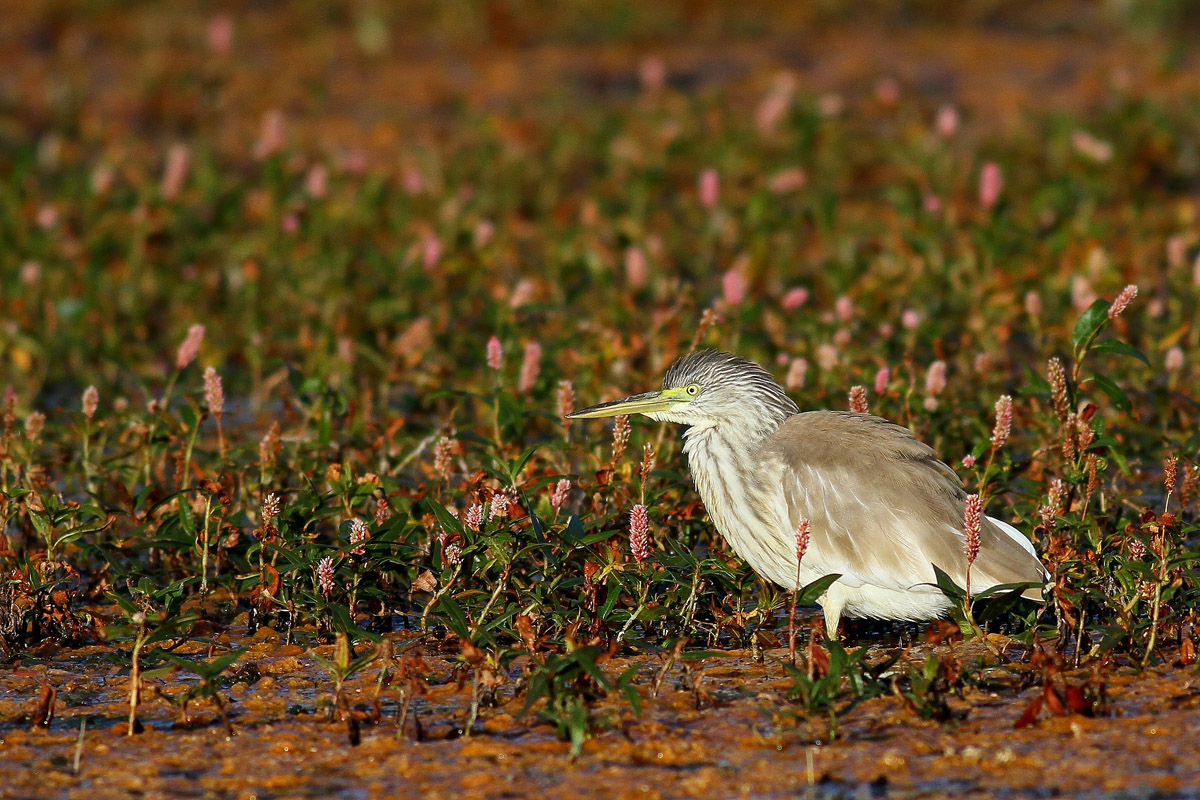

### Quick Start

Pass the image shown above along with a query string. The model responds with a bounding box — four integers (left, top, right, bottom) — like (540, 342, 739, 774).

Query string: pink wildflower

(1167, 236, 1187, 268)
(924, 360, 947, 397)
(835, 295, 854, 323)
(203, 367, 224, 417)
(550, 479, 571, 512)
(1166, 346, 1184, 372)
(935, 104, 958, 138)
(465, 504, 484, 532)
(557, 381, 575, 421)
(518, 342, 542, 394)
(349, 518, 370, 556)
(25, 412, 46, 441)
(963, 494, 982, 565)
(253, 109, 285, 160)
(509, 279, 535, 308)
(901, 309, 920, 330)
(20, 261, 40, 285)
(630, 504, 651, 562)
(781, 287, 809, 311)
(874, 367, 890, 396)
(990, 395, 1013, 451)
(612, 415, 631, 463)
(317, 557, 335, 599)
(1047, 357, 1069, 422)
(848, 386, 868, 414)
(1108, 284, 1138, 319)
(698, 169, 720, 210)
(979, 162, 1003, 210)
(176, 324, 206, 370)
(207, 13, 234, 55)
(722, 269, 746, 307)
(962, 455, 976, 468)
(767, 168, 807, 194)
(489, 492, 510, 521)
(785, 358, 808, 390)
(486, 336, 503, 371)
(422, 235, 442, 272)
(82, 386, 99, 419)
(305, 164, 328, 198)
(639, 56, 666, 92)
(795, 519, 810, 562)
(262, 493, 281, 522)
(624, 246, 648, 289)
(640, 443, 656, 486)
(1024, 291, 1043, 317)
(161, 143, 191, 201)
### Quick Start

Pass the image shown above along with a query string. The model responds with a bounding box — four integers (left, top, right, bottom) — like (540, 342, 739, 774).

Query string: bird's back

(760, 411, 1046, 600)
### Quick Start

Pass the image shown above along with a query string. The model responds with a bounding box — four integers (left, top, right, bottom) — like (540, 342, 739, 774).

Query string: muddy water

(3, 620, 1199, 800)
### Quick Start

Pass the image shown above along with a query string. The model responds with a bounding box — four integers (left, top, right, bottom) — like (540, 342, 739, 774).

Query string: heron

(568, 349, 1048, 636)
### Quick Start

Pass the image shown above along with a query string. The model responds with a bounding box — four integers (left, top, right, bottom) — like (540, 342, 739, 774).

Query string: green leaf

(796, 573, 841, 606)
(1072, 298, 1111, 350)
(1089, 339, 1150, 367)
(930, 565, 966, 602)
(1090, 374, 1131, 413)
(427, 500, 464, 536)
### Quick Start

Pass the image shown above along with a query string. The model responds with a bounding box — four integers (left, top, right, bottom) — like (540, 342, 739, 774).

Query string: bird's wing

(762, 411, 1046, 594)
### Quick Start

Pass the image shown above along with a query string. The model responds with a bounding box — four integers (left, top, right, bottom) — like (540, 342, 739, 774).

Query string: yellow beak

(566, 387, 688, 419)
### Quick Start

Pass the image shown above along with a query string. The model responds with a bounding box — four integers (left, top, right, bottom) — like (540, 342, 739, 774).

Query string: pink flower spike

(1166, 346, 1184, 372)
(979, 162, 1003, 210)
(486, 336, 503, 371)
(873, 367, 890, 396)
(82, 386, 99, 419)
(518, 342, 542, 394)
(305, 164, 328, 198)
(990, 395, 1013, 451)
(612, 415, 631, 463)
(1108, 284, 1138, 319)
(963, 494, 982, 565)
(722, 269, 746, 307)
(795, 519, 810, 562)
(962, 455, 976, 468)
(935, 104, 958, 138)
(161, 143, 191, 201)
(781, 287, 808, 311)
(624, 246, 648, 289)
(924, 360, 947, 397)
(698, 168, 720, 210)
(208, 13, 234, 55)
(203, 367, 224, 417)
(785, 358, 807, 390)
(557, 381, 575, 421)
(253, 109, 285, 161)
(465, 504, 484, 532)
(901, 309, 920, 330)
(176, 324, 206, 370)
(630, 504, 651, 562)
(835, 295, 854, 323)
(317, 556, 335, 598)
(848, 386, 868, 414)
(349, 518, 370, 556)
(489, 492, 510, 521)
(550, 479, 571, 511)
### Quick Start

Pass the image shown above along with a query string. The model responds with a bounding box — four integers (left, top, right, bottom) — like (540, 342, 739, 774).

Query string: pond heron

(568, 350, 1048, 635)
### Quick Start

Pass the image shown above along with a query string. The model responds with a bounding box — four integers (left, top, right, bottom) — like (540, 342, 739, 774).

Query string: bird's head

(567, 350, 798, 431)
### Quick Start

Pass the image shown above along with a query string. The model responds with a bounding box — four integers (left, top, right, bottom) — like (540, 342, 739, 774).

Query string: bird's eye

(685, 384, 700, 396)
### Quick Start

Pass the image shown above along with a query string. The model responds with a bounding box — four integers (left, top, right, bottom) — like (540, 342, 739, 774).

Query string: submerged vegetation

(3, 1, 1200, 796)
